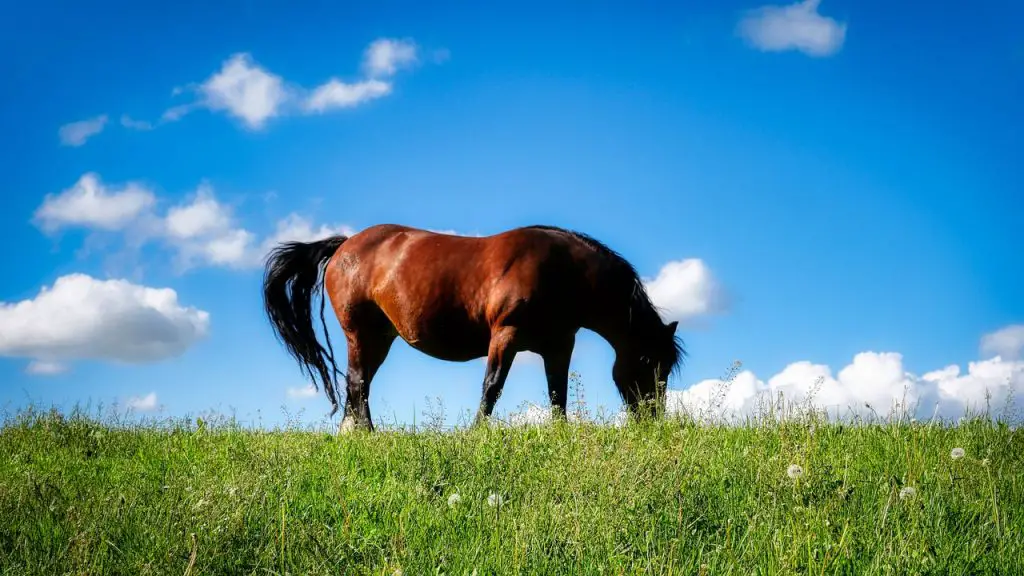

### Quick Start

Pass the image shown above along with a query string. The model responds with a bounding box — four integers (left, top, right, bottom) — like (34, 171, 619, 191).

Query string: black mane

(525, 224, 686, 375)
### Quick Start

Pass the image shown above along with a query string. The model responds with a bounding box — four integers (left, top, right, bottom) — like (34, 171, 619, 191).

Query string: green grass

(1, 406, 1021, 575)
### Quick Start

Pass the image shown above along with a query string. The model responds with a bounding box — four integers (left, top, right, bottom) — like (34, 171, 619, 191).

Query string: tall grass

(1, 402, 1020, 575)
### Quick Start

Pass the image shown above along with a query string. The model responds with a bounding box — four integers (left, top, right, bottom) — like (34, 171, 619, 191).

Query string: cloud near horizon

(126, 392, 159, 412)
(506, 325, 1024, 426)
(737, 0, 847, 57)
(980, 324, 1024, 361)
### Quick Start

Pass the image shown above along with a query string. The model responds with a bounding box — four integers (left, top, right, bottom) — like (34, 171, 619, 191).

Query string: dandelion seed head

(950, 447, 966, 460)
(786, 464, 804, 479)
(487, 492, 504, 507)
(447, 493, 461, 507)
(899, 486, 917, 501)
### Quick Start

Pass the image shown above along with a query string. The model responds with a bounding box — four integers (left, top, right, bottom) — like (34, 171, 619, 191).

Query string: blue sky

(2, 0, 1022, 428)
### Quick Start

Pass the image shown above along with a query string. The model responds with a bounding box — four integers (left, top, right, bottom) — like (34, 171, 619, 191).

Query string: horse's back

(326, 224, 594, 352)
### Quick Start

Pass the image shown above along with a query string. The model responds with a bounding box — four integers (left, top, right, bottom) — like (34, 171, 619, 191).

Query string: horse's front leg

(541, 333, 576, 420)
(473, 327, 518, 426)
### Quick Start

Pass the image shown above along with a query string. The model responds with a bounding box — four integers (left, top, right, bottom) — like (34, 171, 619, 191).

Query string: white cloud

(644, 258, 727, 323)
(362, 38, 419, 78)
(0, 274, 210, 369)
(33, 173, 157, 233)
(160, 187, 257, 270)
(505, 326, 1024, 426)
(127, 392, 159, 412)
(980, 324, 1024, 361)
(202, 229, 257, 266)
(25, 360, 68, 376)
(671, 350, 1023, 424)
(161, 196, 356, 270)
(287, 384, 318, 399)
(156, 37, 435, 129)
(164, 185, 233, 239)
(58, 114, 109, 146)
(303, 79, 392, 113)
(32, 174, 356, 272)
(737, 0, 847, 57)
(195, 53, 291, 129)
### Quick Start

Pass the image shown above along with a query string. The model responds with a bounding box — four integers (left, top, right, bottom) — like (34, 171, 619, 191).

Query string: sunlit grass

(1, 401, 1021, 575)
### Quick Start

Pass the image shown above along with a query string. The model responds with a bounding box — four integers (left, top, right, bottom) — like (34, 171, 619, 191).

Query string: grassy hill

(1, 406, 1021, 575)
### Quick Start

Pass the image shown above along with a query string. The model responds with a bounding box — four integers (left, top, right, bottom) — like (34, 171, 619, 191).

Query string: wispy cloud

(58, 114, 109, 147)
(25, 360, 68, 376)
(303, 79, 392, 114)
(737, 0, 847, 57)
(148, 37, 432, 130)
(120, 114, 154, 131)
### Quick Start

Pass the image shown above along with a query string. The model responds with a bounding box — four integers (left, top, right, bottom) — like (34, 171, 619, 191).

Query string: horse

(262, 223, 685, 432)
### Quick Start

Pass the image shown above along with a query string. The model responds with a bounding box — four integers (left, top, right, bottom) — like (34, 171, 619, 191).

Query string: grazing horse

(262, 224, 684, 432)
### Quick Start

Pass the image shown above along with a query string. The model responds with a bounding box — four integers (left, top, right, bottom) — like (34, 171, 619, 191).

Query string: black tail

(262, 235, 349, 416)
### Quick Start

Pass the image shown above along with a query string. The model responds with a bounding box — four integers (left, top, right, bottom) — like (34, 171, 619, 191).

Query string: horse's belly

(398, 317, 490, 362)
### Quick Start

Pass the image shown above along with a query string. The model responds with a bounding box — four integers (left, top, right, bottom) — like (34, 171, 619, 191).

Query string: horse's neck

(583, 307, 648, 355)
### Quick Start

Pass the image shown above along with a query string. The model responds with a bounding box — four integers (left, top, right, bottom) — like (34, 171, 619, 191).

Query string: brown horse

(262, 224, 684, 432)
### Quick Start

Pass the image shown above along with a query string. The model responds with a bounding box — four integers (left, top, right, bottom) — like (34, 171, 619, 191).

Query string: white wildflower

(487, 492, 504, 507)
(786, 464, 804, 480)
(950, 447, 965, 460)
(447, 493, 462, 507)
(899, 486, 917, 501)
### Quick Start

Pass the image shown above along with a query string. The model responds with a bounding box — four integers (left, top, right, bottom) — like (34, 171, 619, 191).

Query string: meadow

(1, 390, 1021, 575)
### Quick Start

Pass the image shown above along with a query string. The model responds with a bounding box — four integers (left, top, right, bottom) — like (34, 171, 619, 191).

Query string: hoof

(337, 415, 372, 434)
(338, 416, 358, 434)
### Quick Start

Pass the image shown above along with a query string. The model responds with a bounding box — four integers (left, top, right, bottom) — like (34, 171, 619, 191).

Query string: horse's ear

(667, 320, 678, 334)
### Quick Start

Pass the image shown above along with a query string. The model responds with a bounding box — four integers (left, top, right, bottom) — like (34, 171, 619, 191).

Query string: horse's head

(613, 319, 683, 418)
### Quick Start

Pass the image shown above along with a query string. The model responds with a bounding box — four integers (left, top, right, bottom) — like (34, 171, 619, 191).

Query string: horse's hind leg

(339, 316, 397, 434)
(473, 327, 519, 426)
